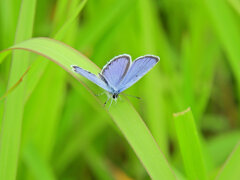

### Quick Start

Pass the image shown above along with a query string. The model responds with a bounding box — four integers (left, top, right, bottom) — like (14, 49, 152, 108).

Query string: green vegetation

(0, 0, 239, 179)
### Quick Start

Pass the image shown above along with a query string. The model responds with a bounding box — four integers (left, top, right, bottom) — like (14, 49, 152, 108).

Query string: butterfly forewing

(72, 65, 110, 92)
(118, 55, 159, 92)
(101, 55, 131, 89)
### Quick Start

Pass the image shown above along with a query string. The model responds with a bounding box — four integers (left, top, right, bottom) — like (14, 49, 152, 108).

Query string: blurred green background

(0, 0, 240, 179)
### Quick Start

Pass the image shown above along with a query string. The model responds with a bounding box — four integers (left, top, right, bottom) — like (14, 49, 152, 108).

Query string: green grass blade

(2, 37, 176, 180)
(110, 101, 176, 179)
(216, 142, 240, 180)
(203, 0, 240, 97)
(55, 109, 107, 172)
(54, 0, 88, 40)
(0, 51, 11, 64)
(23, 62, 66, 160)
(83, 147, 114, 180)
(24, 0, 87, 102)
(0, 0, 21, 49)
(207, 131, 240, 165)
(22, 144, 55, 180)
(22, 2, 86, 173)
(228, 0, 240, 15)
(0, 66, 30, 101)
(138, 0, 168, 155)
(76, 0, 135, 50)
(0, 0, 36, 179)
(0, 79, 5, 128)
(174, 107, 207, 180)
(181, 37, 195, 113)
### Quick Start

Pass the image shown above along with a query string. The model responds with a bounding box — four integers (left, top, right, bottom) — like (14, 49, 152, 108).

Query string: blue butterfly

(71, 54, 160, 106)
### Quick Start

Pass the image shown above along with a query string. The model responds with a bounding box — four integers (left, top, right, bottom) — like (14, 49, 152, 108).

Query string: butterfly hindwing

(101, 54, 131, 89)
(72, 65, 110, 92)
(118, 55, 159, 92)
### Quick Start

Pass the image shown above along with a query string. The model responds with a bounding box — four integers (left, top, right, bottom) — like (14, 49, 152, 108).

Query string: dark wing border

(100, 54, 131, 83)
(118, 55, 160, 92)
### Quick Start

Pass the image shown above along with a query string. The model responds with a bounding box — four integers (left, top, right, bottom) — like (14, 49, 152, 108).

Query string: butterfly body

(71, 54, 159, 105)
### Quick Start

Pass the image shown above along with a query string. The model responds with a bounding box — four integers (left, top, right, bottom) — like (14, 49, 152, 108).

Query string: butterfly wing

(118, 55, 160, 92)
(72, 65, 110, 92)
(100, 54, 131, 89)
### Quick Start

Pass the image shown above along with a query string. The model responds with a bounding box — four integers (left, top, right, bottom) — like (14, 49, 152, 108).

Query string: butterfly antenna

(122, 93, 141, 100)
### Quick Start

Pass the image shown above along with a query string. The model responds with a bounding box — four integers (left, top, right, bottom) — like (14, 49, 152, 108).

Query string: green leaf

(216, 142, 240, 180)
(2, 37, 176, 180)
(174, 107, 207, 180)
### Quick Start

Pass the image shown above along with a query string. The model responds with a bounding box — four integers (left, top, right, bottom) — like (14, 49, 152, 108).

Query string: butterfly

(71, 54, 160, 106)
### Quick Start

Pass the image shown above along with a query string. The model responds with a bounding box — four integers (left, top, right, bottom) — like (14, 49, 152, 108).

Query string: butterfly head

(112, 93, 119, 100)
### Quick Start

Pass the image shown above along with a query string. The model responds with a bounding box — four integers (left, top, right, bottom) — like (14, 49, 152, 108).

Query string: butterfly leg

(122, 93, 141, 100)
(95, 91, 105, 97)
(108, 98, 113, 110)
(114, 97, 118, 104)
(118, 95, 122, 101)
(104, 97, 110, 107)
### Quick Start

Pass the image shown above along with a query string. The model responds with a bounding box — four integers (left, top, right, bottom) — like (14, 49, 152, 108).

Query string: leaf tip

(173, 107, 191, 117)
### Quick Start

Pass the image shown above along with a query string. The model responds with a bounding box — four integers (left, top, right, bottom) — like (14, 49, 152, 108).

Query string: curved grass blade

(21, 1, 89, 167)
(0, 0, 88, 101)
(1, 37, 176, 180)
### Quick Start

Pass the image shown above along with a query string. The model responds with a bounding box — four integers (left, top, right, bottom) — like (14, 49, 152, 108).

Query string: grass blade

(24, 0, 87, 102)
(54, 0, 88, 40)
(138, 0, 168, 155)
(2, 37, 176, 180)
(0, 66, 30, 101)
(207, 131, 240, 165)
(203, 0, 240, 98)
(110, 101, 176, 179)
(216, 142, 240, 180)
(83, 147, 115, 180)
(174, 107, 207, 180)
(22, 144, 55, 180)
(228, 0, 240, 15)
(0, 0, 36, 179)
(23, 62, 66, 160)
(55, 111, 107, 172)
